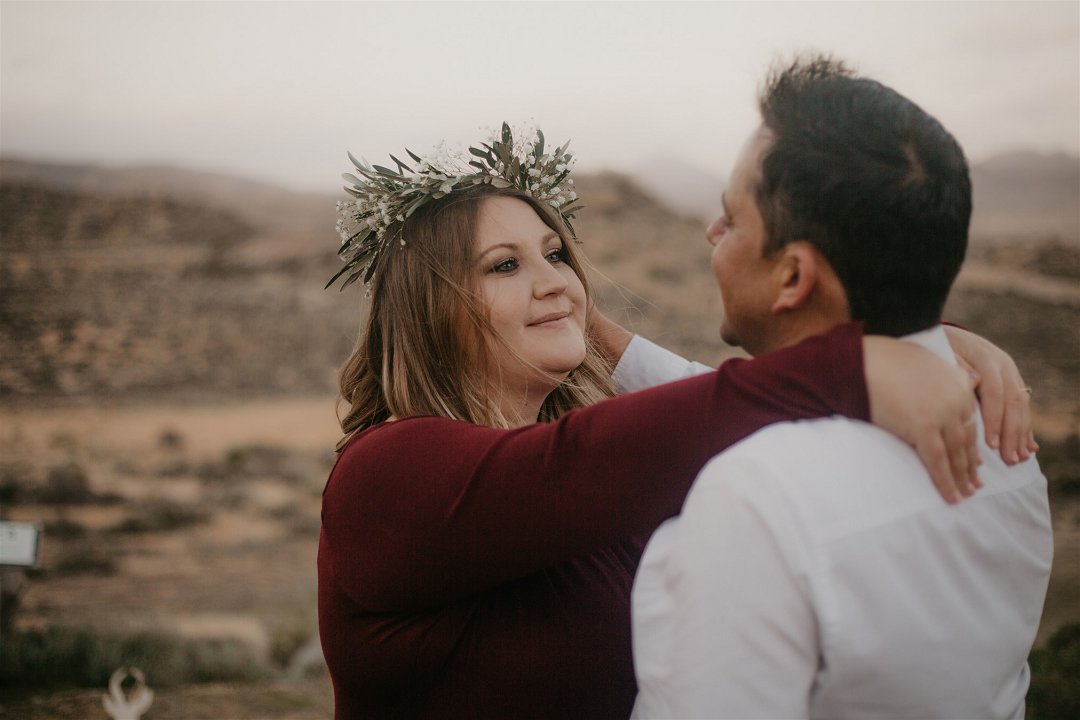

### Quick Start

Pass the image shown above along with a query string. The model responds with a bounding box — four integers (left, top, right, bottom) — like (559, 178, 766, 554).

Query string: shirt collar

(900, 324, 957, 367)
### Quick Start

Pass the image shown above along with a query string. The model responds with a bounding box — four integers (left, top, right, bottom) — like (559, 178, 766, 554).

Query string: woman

(319, 124, 1032, 719)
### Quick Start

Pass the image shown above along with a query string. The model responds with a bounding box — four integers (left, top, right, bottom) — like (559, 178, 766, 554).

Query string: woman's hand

(863, 337, 980, 505)
(943, 325, 1037, 465)
(587, 305, 634, 369)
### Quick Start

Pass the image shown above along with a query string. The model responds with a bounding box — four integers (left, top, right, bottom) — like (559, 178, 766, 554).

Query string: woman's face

(474, 196, 587, 393)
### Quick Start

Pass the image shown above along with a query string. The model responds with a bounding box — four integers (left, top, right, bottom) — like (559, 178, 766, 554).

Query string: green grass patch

(0, 625, 268, 692)
(1028, 622, 1080, 720)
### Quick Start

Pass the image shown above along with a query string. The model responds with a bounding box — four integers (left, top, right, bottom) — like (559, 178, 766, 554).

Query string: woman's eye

(490, 258, 518, 274)
(545, 248, 567, 264)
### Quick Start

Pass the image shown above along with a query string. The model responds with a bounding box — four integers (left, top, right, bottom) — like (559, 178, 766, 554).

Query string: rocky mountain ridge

(1, 157, 1076, 426)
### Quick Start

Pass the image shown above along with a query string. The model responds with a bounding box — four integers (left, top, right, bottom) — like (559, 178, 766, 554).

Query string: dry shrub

(40, 462, 93, 505)
(107, 497, 210, 534)
(0, 625, 267, 690)
(51, 543, 117, 576)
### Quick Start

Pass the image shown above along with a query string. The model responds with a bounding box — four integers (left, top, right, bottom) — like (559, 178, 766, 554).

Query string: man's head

(708, 55, 971, 353)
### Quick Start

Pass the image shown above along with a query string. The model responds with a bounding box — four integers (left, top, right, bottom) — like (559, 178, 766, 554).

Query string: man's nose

(705, 217, 724, 246)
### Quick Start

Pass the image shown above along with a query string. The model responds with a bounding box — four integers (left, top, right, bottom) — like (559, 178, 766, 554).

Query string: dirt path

(1, 395, 342, 458)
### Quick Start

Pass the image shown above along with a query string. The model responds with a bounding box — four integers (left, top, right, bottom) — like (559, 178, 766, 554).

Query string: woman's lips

(529, 312, 570, 327)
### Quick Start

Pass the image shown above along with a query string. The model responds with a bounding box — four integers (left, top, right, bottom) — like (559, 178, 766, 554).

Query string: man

(630, 56, 1053, 719)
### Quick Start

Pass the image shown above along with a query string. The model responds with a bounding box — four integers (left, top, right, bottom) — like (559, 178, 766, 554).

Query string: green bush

(1028, 622, 1080, 720)
(0, 626, 268, 690)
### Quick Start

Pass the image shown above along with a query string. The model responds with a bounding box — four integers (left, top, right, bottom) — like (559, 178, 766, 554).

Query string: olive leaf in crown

(328, 122, 583, 291)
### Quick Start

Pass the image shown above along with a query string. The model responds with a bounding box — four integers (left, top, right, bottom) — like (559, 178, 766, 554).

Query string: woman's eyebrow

(477, 242, 519, 261)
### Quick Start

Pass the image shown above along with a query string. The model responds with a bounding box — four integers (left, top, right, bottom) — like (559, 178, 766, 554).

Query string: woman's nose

(534, 261, 569, 298)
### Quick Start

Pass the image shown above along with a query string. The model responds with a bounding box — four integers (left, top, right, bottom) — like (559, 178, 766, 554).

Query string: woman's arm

(593, 309, 1033, 501)
(323, 323, 870, 612)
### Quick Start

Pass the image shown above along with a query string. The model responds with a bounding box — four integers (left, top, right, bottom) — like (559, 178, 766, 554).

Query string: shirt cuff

(612, 336, 714, 394)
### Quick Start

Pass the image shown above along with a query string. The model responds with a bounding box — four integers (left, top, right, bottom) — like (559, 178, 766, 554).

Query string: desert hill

(0, 163, 722, 403)
(0, 158, 335, 235)
(0, 155, 1076, 424)
(0, 156, 1077, 719)
(970, 151, 1080, 241)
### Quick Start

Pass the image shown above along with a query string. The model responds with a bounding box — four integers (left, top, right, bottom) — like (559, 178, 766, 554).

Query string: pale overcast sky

(2, 1, 1077, 193)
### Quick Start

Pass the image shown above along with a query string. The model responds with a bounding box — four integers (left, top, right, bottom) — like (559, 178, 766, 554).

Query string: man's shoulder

(691, 417, 933, 541)
(698, 416, 915, 488)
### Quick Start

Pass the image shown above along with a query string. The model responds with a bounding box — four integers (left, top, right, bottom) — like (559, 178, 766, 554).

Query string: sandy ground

(1, 395, 342, 458)
(1, 392, 1077, 718)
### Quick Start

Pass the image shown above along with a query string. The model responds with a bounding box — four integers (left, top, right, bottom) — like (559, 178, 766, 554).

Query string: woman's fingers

(998, 382, 1033, 464)
(943, 378, 980, 499)
(942, 325, 1036, 464)
(971, 347, 1006, 451)
(863, 337, 986, 503)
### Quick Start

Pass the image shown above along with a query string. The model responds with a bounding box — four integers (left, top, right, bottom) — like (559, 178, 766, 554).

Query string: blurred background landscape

(1, 1, 1078, 718)
(0, 149, 1077, 719)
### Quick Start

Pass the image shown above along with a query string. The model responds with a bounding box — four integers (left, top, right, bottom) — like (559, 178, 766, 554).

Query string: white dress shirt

(631, 326, 1054, 720)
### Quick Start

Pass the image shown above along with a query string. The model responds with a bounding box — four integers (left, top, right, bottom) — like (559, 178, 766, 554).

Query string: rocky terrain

(0, 155, 1077, 718)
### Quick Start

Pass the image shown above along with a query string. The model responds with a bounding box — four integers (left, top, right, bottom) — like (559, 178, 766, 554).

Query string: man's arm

(632, 444, 819, 718)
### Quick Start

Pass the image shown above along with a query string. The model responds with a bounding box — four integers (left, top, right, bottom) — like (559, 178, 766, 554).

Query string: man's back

(632, 330, 1053, 719)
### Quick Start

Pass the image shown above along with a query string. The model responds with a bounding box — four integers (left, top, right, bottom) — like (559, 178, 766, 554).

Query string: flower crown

(328, 122, 582, 290)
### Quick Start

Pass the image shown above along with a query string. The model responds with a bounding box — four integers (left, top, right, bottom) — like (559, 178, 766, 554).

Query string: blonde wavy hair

(336, 184, 614, 450)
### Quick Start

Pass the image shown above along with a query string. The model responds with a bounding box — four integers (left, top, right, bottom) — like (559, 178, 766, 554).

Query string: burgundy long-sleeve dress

(318, 324, 870, 719)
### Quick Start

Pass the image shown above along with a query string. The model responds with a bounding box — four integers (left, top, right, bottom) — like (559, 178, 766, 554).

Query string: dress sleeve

(321, 322, 869, 612)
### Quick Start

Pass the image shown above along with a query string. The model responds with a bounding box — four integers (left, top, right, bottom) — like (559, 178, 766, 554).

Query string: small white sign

(0, 521, 41, 567)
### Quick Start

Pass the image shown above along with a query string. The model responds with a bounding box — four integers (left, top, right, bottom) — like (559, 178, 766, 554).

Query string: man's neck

(752, 316, 847, 357)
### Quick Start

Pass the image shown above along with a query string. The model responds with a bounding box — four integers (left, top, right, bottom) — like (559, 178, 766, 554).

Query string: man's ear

(771, 242, 819, 314)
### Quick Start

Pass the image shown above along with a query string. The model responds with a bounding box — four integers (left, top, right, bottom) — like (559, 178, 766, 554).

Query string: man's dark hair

(756, 55, 971, 336)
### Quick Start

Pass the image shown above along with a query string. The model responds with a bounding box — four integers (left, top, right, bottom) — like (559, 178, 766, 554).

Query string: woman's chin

(546, 354, 587, 378)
